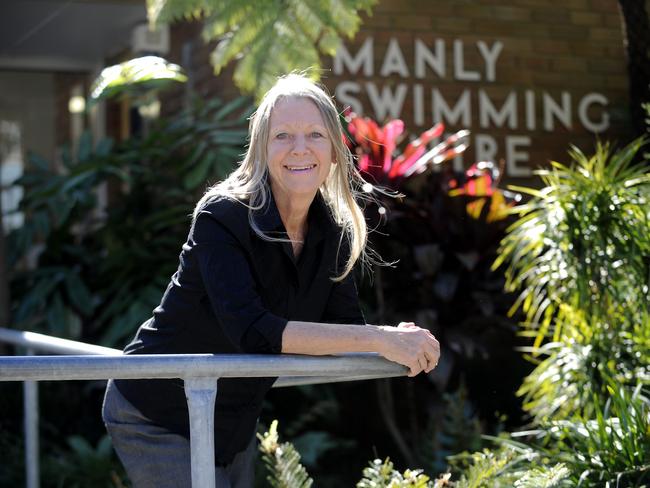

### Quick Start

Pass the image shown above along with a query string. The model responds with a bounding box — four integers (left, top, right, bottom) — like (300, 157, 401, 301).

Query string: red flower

(344, 110, 468, 189)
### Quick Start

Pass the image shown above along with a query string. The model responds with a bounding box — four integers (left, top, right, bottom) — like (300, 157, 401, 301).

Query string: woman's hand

(376, 322, 440, 377)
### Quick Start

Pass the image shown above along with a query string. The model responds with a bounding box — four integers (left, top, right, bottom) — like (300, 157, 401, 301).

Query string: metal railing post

(24, 347, 39, 488)
(184, 377, 218, 488)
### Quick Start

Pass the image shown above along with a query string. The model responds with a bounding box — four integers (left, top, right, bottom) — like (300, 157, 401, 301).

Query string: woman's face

(266, 97, 333, 208)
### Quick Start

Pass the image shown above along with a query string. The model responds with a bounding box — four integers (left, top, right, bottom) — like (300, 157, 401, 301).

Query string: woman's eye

(275, 132, 289, 140)
(311, 132, 324, 139)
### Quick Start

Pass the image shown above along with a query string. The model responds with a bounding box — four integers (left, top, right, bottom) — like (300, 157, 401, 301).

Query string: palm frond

(146, 0, 379, 98)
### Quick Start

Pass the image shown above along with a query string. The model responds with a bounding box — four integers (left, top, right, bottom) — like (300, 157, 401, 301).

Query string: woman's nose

(291, 135, 309, 154)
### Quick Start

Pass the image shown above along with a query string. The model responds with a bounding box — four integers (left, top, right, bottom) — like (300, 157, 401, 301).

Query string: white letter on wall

(366, 82, 408, 120)
(505, 135, 532, 177)
(414, 39, 445, 78)
(335, 82, 363, 114)
(543, 92, 572, 131)
(453, 40, 480, 81)
(380, 38, 410, 77)
(479, 90, 518, 129)
(525, 90, 536, 130)
(432, 89, 471, 126)
(578, 93, 610, 133)
(477, 40, 503, 82)
(334, 37, 374, 76)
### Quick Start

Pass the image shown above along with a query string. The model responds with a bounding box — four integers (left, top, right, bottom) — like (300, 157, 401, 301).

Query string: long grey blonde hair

(193, 74, 369, 281)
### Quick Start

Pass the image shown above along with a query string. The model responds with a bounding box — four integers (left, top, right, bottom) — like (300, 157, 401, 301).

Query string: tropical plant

(8, 95, 251, 346)
(146, 0, 377, 99)
(445, 140, 650, 487)
(451, 380, 650, 487)
(494, 138, 650, 421)
(534, 383, 650, 486)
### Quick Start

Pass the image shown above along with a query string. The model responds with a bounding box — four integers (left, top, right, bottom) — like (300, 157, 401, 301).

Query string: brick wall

(320, 0, 632, 180)
(161, 21, 242, 118)
(143, 1, 637, 181)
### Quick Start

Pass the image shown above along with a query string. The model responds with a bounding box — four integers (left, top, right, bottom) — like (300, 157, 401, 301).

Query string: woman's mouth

(284, 164, 316, 172)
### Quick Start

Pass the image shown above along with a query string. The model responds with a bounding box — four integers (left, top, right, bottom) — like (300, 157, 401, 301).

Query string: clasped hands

(378, 322, 440, 377)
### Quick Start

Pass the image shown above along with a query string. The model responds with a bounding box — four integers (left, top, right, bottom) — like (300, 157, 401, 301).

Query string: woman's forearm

(280, 320, 440, 377)
(281, 321, 382, 355)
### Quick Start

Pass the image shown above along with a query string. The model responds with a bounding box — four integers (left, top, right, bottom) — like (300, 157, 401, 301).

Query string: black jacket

(114, 191, 364, 464)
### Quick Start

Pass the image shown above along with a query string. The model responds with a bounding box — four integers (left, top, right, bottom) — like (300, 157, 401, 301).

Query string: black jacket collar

(252, 189, 337, 247)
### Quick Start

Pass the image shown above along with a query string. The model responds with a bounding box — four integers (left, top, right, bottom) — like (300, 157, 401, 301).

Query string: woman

(102, 74, 440, 487)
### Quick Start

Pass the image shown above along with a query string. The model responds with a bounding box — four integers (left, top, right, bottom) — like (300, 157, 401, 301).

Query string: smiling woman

(101, 74, 440, 488)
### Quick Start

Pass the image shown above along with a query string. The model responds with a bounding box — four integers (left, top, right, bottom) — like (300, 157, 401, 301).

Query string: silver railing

(0, 327, 406, 488)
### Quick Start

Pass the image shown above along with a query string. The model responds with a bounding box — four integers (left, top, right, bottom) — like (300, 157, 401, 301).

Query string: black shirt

(114, 190, 364, 464)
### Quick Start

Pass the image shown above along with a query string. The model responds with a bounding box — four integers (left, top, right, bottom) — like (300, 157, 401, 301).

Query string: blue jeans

(102, 380, 255, 488)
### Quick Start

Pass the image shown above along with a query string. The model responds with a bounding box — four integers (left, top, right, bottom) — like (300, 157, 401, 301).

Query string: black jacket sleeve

(192, 212, 288, 353)
(321, 270, 365, 325)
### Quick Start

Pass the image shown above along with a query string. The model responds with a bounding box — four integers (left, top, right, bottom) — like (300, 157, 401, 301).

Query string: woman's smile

(284, 164, 317, 172)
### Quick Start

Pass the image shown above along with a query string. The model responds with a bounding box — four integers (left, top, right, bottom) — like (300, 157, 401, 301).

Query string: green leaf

(90, 56, 187, 105)
(291, 431, 341, 467)
(58, 171, 96, 195)
(183, 152, 217, 190)
(66, 436, 94, 458)
(76, 131, 93, 163)
(46, 292, 66, 336)
(27, 152, 51, 171)
(95, 138, 114, 157)
(64, 272, 94, 316)
(212, 95, 253, 121)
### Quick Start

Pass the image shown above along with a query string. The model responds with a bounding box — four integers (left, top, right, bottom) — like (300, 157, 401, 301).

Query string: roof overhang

(0, 0, 148, 72)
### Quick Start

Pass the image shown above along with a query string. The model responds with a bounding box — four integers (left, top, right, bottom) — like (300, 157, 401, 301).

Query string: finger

(418, 356, 428, 372)
(423, 351, 439, 372)
(424, 349, 439, 364)
(408, 360, 421, 377)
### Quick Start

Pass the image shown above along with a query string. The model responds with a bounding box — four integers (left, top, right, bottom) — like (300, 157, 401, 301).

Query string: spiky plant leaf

(357, 458, 434, 488)
(258, 420, 314, 488)
(513, 463, 571, 487)
(448, 448, 520, 488)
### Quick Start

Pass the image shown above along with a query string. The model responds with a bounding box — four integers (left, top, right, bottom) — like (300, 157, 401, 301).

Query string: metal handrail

(0, 327, 402, 386)
(0, 328, 407, 488)
(0, 352, 406, 382)
(0, 327, 121, 356)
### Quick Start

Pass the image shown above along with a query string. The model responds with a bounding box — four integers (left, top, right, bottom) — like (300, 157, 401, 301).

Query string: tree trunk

(618, 0, 650, 136)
